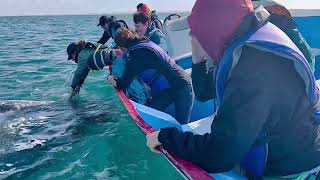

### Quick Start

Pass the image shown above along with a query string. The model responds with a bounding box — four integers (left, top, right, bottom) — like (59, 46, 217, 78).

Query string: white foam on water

(13, 139, 46, 151)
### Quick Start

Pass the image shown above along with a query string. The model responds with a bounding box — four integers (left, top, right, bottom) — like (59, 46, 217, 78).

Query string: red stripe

(109, 65, 213, 180)
(114, 89, 213, 180)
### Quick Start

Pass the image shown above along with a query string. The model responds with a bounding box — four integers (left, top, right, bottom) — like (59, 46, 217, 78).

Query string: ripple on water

(0, 14, 186, 180)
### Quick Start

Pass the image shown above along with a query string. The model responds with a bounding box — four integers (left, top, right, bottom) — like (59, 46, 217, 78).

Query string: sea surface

(0, 13, 186, 180)
(0, 13, 319, 180)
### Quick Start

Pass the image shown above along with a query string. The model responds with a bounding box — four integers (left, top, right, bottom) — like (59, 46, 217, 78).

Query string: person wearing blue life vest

(146, 0, 320, 179)
(192, 0, 317, 102)
(107, 27, 194, 124)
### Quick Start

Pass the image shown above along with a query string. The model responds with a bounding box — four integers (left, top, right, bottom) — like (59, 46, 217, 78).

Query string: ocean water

(0, 14, 185, 180)
(0, 13, 319, 180)
(294, 16, 320, 78)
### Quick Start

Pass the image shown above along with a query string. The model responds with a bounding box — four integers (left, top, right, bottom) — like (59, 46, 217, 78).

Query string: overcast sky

(0, 0, 320, 16)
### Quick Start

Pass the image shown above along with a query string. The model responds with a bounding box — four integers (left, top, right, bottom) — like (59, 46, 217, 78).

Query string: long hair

(114, 27, 140, 48)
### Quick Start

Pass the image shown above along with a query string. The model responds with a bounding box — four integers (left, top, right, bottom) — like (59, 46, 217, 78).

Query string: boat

(109, 9, 320, 180)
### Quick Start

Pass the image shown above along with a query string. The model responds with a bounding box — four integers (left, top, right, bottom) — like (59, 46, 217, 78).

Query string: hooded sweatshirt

(158, 0, 320, 176)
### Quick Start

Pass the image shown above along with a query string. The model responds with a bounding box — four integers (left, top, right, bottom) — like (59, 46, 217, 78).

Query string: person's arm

(71, 51, 90, 90)
(97, 31, 111, 44)
(115, 50, 147, 90)
(191, 62, 216, 101)
(158, 48, 273, 173)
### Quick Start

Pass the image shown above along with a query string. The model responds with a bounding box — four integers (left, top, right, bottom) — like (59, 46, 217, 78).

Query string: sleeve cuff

(158, 127, 179, 144)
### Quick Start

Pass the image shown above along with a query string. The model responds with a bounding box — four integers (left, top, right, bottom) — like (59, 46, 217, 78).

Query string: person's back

(109, 28, 194, 124)
(133, 12, 169, 96)
(97, 16, 128, 45)
(235, 45, 320, 175)
(67, 41, 112, 96)
(68, 42, 95, 90)
(128, 41, 190, 89)
(252, 0, 315, 71)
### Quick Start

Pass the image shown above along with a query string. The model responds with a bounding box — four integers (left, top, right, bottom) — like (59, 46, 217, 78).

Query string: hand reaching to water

(69, 86, 80, 98)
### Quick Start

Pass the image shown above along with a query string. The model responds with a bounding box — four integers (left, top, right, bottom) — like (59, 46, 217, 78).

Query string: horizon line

(0, 10, 191, 17)
(1, 9, 320, 17)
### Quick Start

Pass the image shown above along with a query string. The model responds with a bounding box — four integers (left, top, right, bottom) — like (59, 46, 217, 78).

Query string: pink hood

(187, 0, 253, 62)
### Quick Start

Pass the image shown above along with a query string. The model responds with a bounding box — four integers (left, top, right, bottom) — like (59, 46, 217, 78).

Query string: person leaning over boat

(106, 27, 194, 124)
(134, 12, 167, 51)
(131, 11, 171, 97)
(253, 0, 315, 72)
(193, 0, 317, 101)
(146, 0, 320, 179)
(97, 16, 128, 45)
(66, 40, 115, 97)
(136, 3, 163, 32)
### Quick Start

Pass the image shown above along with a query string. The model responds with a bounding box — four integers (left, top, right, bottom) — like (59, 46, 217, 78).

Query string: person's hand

(69, 86, 80, 98)
(146, 131, 162, 153)
(106, 75, 117, 87)
(191, 35, 209, 64)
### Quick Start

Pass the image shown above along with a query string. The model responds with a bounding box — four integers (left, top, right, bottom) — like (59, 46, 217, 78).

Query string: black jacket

(158, 9, 320, 176)
(97, 21, 127, 44)
(115, 39, 191, 91)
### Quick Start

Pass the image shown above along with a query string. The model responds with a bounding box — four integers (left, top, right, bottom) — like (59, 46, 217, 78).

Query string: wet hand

(70, 86, 80, 98)
(146, 131, 162, 153)
(107, 75, 117, 87)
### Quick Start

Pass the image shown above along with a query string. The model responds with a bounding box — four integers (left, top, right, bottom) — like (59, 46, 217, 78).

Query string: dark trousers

(147, 85, 194, 125)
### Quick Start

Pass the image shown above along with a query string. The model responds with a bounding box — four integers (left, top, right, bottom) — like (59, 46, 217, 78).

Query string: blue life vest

(129, 41, 171, 95)
(215, 22, 319, 177)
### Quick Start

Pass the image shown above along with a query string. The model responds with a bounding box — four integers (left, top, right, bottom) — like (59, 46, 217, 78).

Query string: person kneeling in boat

(107, 27, 194, 124)
(66, 40, 116, 97)
(146, 0, 320, 179)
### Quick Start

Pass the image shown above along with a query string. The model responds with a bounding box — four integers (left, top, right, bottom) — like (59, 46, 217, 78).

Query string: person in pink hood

(146, 0, 320, 178)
